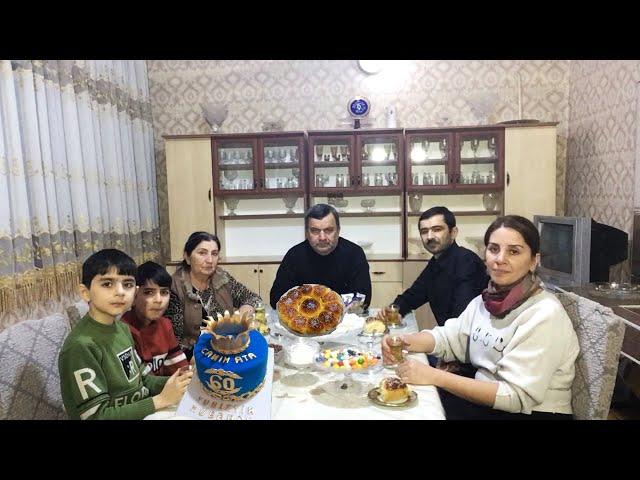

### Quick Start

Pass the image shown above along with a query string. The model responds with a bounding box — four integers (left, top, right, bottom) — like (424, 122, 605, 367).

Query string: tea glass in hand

(385, 304, 401, 327)
(386, 335, 406, 368)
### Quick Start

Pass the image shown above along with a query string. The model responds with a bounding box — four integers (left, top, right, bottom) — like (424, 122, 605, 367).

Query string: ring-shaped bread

(277, 284, 345, 336)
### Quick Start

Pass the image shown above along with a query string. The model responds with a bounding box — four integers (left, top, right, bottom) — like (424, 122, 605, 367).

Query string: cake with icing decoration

(379, 377, 411, 404)
(194, 310, 268, 402)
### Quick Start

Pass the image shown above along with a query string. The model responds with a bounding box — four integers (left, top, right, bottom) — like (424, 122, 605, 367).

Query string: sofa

(0, 301, 88, 420)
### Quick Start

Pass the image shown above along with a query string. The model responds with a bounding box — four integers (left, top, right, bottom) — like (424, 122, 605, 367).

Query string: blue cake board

(176, 348, 274, 420)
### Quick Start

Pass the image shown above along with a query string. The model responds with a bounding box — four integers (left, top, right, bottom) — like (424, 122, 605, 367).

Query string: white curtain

(0, 60, 159, 330)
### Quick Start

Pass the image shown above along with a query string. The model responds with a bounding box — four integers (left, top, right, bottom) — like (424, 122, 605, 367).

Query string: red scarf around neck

(481, 273, 541, 318)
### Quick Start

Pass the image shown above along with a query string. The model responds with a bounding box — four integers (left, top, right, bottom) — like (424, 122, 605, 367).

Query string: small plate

(367, 387, 417, 408)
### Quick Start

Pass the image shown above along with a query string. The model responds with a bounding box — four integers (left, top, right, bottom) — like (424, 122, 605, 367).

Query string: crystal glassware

(334, 198, 349, 213)
(224, 197, 239, 216)
(409, 193, 423, 213)
(360, 198, 375, 212)
(282, 195, 298, 214)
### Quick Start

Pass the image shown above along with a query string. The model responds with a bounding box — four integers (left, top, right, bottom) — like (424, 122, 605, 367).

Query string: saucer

(367, 387, 417, 407)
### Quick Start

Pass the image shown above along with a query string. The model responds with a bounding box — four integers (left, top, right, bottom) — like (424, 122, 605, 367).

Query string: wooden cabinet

(165, 136, 216, 262)
(308, 129, 404, 194)
(504, 124, 557, 220)
(405, 127, 504, 192)
(213, 132, 306, 197)
(220, 263, 280, 302)
(163, 123, 558, 296)
(369, 261, 404, 309)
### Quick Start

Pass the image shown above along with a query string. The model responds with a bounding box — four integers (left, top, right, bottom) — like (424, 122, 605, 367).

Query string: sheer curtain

(0, 60, 159, 330)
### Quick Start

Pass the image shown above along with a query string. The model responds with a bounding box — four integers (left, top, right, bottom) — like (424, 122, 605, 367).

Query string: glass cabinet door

(309, 137, 353, 190)
(260, 138, 304, 192)
(407, 133, 452, 188)
(457, 131, 500, 187)
(358, 134, 402, 190)
(214, 140, 257, 193)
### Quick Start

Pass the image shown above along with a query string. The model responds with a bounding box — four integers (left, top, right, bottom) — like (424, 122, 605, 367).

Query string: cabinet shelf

(219, 213, 306, 220)
(264, 163, 302, 170)
(313, 161, 351, 168)
(407, 185, 502, 194)
(407, 210, 501, 217)
(219, 164, 253, 171)
(411, 160, 447, 166)
(460, 157, 498, 164)
(361, 160, 399, 167)
(338, 212, 402, 218)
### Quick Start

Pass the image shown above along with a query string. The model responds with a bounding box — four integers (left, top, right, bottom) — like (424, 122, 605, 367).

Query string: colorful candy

(314, 347, 381, 370)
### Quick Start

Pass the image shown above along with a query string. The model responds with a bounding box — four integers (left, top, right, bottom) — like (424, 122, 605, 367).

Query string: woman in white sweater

(382, 215, 579, 419)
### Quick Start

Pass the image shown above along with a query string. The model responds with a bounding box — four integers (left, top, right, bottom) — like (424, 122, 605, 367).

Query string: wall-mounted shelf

(219, 213, 305, 220)
(407, 210, 501, 217)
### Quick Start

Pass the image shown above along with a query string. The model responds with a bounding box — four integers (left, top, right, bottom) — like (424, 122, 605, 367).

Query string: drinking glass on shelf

(224, 197, 239, 215)
(488, 137, 497, 157)
(470, 139, 479, 157)
(282, 195, 298, 214)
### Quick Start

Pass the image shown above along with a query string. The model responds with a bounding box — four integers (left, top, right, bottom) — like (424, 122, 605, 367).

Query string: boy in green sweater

(58, 249, 193, 420)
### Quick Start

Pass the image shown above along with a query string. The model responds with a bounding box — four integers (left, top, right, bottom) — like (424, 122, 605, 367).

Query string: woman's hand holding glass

(395, 357, 437, 385)
(381, 334, 409, 365)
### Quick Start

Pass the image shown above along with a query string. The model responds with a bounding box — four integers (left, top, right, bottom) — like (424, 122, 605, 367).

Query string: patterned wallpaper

(147, 60, 571, 261)
(566, 60, 639, 280)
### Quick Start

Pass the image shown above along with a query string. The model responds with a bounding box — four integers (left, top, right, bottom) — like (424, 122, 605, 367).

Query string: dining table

(145, 309, 446, 420)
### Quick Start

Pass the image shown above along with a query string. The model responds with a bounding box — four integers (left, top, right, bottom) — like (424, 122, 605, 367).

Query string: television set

(533, 215, 628, 288)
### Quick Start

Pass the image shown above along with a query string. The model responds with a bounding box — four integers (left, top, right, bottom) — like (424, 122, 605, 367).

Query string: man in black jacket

(270, 203, 372, 309)
(391, 206, 489, 328)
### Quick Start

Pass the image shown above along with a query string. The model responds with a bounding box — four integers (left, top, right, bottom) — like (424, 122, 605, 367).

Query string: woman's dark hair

(304, 203, 340, 230)
(484, 215, 540, 255)
(81, 249, 137, 287)
(136, 261, 172, 288)
(181, 231, 221, 270)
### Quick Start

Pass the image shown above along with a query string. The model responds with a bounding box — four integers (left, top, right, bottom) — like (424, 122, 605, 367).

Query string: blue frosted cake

(194, 310, 268, 402)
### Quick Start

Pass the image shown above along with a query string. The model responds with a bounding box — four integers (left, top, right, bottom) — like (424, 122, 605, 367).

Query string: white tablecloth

(146, 311, 445, 420)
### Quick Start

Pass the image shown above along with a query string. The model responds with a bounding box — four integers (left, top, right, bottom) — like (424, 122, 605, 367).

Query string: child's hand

(154, 368, 193, 410)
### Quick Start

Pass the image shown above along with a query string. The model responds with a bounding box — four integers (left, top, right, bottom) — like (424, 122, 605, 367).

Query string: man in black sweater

(391, 206, 489, 327)
(270, 204, 372, 309)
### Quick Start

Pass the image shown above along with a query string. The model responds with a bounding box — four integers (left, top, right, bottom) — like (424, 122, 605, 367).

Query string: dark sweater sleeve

(270, 252, 297, 309)
(347, 247, 372, 309)
(392, 264, 430, 316)
(448, 253, 489, 318)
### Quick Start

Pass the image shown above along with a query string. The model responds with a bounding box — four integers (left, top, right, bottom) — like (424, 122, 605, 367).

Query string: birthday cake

(194, 310, 268, 402)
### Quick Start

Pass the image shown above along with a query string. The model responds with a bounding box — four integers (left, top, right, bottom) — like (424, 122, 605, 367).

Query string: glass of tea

(385, 335, 405, 367)
(385, 304, 401, 327)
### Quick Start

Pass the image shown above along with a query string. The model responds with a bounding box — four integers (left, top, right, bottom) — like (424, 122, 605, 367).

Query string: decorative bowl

(360, 198, 375, 212)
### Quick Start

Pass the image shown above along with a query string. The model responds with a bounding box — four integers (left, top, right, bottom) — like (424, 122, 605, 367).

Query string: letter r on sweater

(74, 368, 102, 400)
